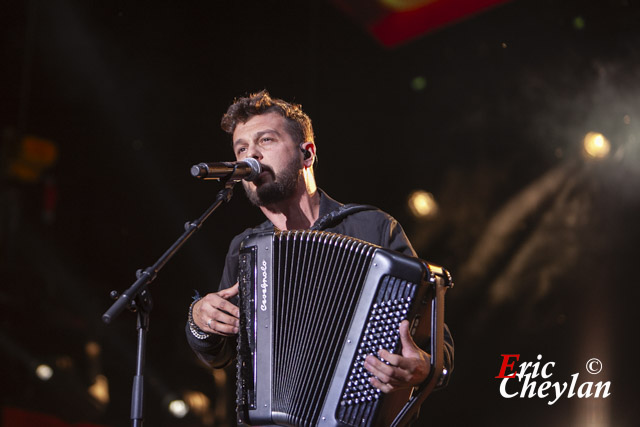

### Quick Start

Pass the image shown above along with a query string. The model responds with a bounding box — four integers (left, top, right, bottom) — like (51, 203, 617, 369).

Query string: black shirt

(186, 190, 453, 386)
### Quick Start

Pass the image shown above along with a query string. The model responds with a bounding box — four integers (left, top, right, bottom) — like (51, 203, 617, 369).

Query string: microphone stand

(102, 178, 237, 427)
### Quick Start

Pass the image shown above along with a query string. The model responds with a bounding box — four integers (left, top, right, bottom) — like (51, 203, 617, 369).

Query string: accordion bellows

(236, 230, 450, 427)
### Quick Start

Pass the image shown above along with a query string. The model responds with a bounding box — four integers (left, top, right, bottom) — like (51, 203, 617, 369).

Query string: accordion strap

(310, 203, 378, 231)
(390, 272, 449, 427)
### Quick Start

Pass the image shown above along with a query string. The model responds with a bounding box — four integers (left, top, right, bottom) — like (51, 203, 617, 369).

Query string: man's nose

(246, 145, 263, 160)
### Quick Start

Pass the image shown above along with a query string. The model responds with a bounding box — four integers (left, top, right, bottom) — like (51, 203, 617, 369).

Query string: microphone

(190, 158, 262, 182)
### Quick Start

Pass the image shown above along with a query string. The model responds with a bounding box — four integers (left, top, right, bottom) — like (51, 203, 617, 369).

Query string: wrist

(188, 298, 211, 340)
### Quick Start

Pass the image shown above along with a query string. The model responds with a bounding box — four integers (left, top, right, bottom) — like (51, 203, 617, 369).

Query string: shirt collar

(255, 188, 343, 231)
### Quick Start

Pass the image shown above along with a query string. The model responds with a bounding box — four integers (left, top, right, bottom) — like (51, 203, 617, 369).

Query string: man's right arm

(185, 284, 240, 368)
(185, 234, 244, 368)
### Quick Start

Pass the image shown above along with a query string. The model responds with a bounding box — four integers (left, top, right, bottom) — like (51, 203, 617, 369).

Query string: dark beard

(243, 156, 301, 207)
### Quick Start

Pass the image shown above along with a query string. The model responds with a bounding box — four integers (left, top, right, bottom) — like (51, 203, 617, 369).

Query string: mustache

(250, 163, 275, 185)
(259, 163, 274, 174)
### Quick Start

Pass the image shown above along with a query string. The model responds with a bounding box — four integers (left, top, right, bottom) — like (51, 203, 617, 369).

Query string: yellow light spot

(408, 190, 438, 219)
(88, 374, 110, 405)
(379, 0, 437, 12)
(583, 132, 611, 159)
(7, 135, 58, 182)
(183, 390, 210, 415)
(85, 341, 101, 358)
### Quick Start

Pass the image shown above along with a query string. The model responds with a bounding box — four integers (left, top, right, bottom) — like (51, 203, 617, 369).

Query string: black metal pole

(131, 289, 151, 427)
(102, 180, 236, 426)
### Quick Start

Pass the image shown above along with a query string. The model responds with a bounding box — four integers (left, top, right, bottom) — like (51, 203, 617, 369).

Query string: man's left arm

(367, 217, 454, 392)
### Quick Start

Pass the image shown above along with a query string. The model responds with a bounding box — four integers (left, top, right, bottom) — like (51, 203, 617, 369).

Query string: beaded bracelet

(188, 298, 211, 340)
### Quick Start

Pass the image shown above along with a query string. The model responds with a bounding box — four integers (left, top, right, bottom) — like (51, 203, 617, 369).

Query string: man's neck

(260, 174, 320, 230)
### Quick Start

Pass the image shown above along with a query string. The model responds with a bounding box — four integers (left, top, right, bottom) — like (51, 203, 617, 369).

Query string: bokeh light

(408, 190, 439, 219)
(583, 132, 611, 159)
(35, 364, 53, 381)
(168, 399, 188, 418)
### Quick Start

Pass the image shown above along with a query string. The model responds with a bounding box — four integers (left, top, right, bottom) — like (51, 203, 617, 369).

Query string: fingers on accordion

(199, 293, 240, 335)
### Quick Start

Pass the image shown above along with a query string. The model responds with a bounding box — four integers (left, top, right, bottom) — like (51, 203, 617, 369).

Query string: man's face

(232, 112, 303, 207)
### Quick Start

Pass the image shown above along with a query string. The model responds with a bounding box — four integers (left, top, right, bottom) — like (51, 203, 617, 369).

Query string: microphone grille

(242, 158, 262, 181)
(190, 163, 208, 178)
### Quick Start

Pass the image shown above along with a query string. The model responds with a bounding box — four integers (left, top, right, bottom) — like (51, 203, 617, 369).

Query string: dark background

(1, 0, 639, 426)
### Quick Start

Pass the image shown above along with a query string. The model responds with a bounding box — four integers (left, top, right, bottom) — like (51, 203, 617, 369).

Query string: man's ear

(300, 141, 316, 167)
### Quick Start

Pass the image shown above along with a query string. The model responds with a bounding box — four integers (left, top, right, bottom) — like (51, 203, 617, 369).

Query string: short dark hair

(221, 90, 314, 145)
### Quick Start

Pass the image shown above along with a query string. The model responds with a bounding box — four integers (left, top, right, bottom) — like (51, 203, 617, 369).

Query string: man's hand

(363, 320, 431, 393)
(192, 283, 240, 336)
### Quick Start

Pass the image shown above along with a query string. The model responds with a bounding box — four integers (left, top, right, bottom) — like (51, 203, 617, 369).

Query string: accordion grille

(271, 230, 375, 425)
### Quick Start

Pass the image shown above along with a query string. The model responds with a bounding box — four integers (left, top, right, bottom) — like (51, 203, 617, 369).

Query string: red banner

(333, 0, 512, 46)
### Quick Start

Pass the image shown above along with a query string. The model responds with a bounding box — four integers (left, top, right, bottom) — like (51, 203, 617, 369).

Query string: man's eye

(237, 147, 247, 154)
(261, 137, 274, 143)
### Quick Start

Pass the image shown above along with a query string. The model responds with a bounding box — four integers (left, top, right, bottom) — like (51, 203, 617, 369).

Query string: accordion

(236, 230, 452, 427)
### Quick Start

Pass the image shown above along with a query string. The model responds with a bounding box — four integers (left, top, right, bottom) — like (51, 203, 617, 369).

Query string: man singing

(185, 90, 453, 399)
